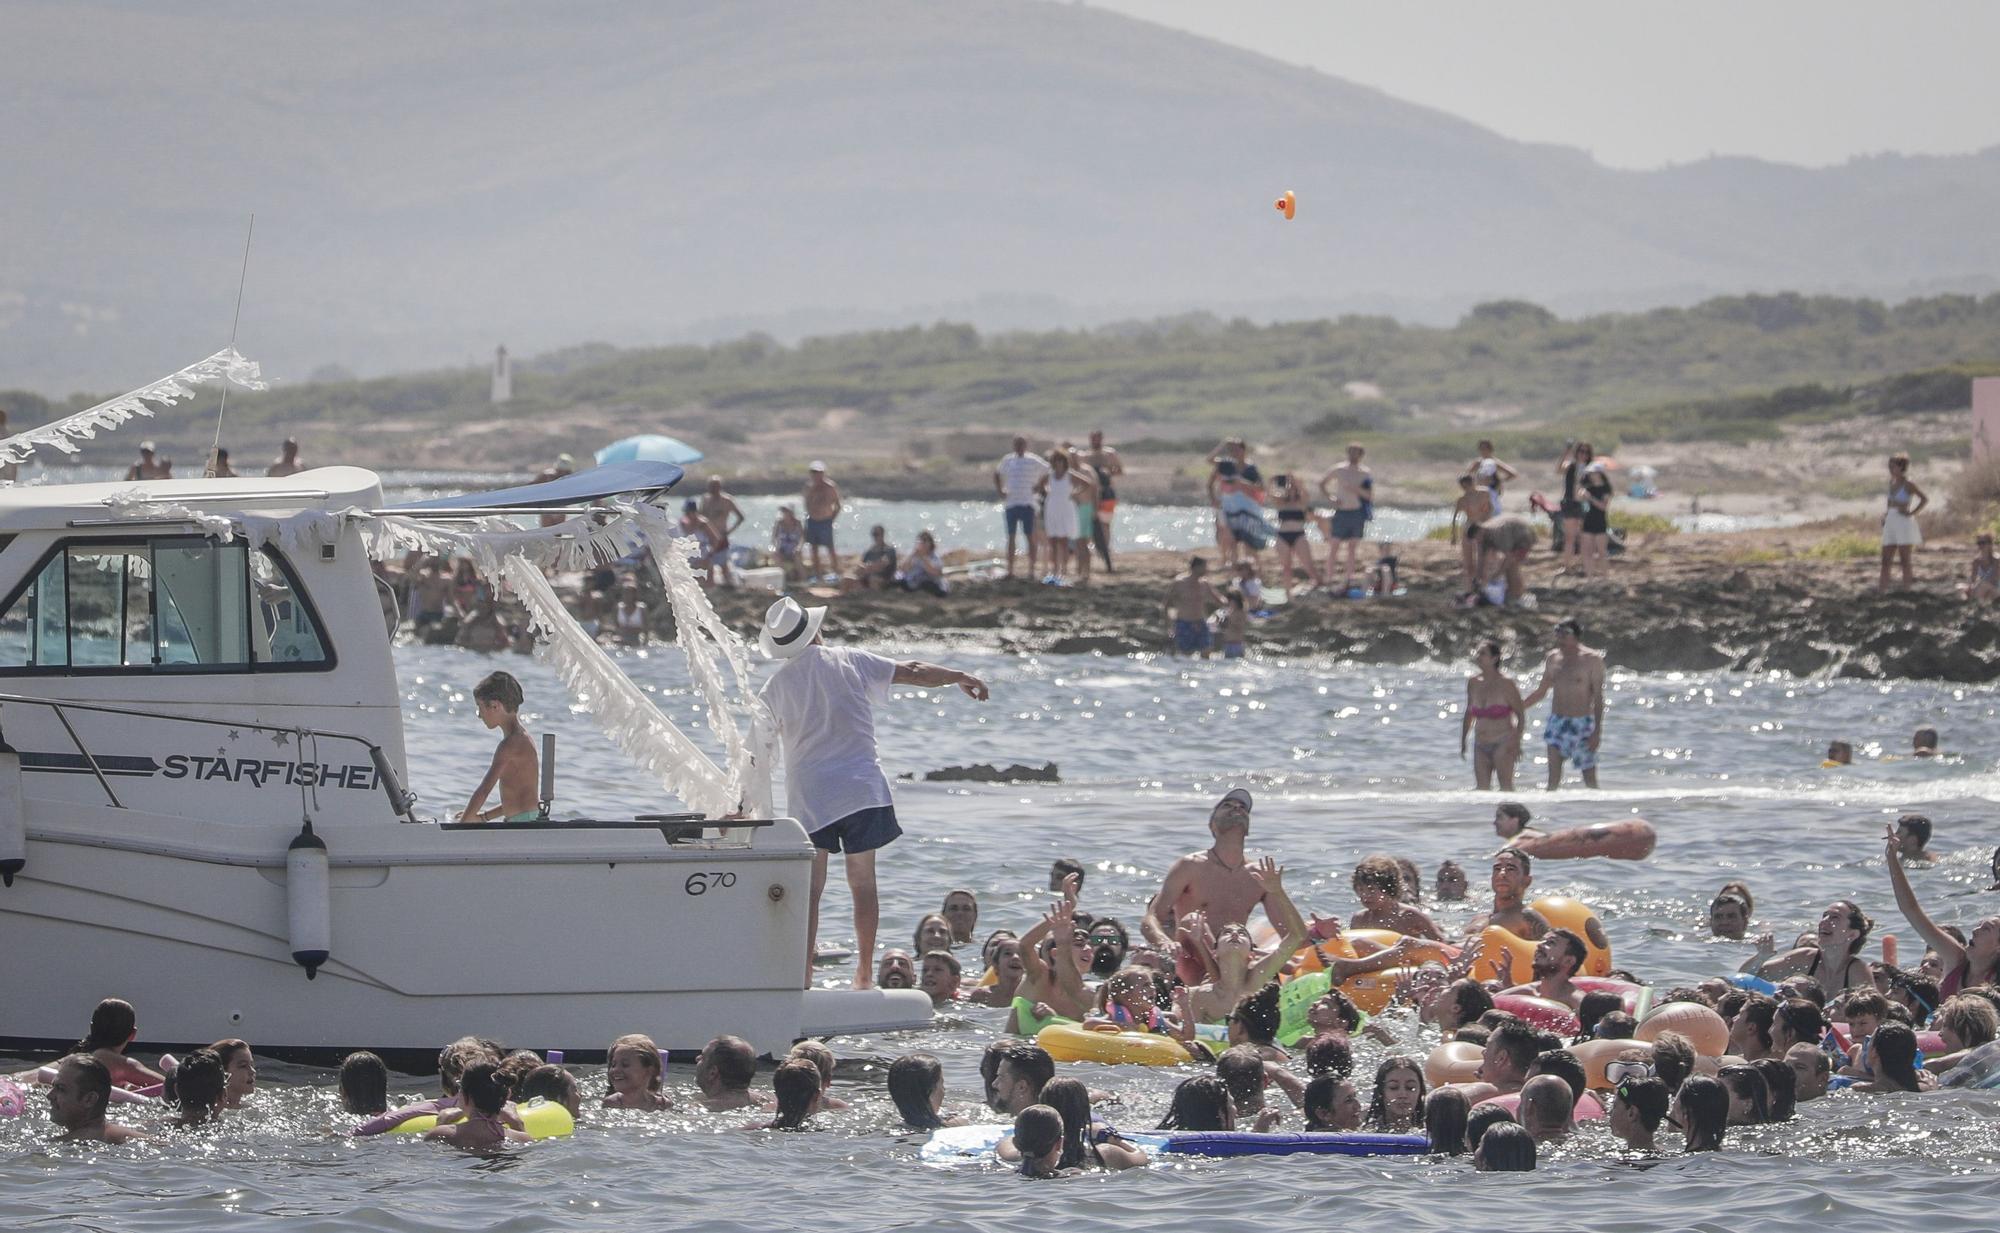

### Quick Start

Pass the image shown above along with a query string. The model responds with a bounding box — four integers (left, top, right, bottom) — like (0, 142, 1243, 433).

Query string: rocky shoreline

(696, 538, 1999, 682)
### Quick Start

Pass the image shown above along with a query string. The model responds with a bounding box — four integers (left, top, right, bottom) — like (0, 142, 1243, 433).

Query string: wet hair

(1352, 854, 1403, 898)
(769, 1059, 822, 1129)
(1051, 858, 1086, 890)
(1546, 928, 1588, 974)
(473, 670, 523, 711)
(1896, 813, 1933, 848)
(1494, 847, 1532, 876)
(1657, 986, 1714, 1009)
(998, 1042, 1055, 1103)
(1781, 979, 1827, 1008)
(1364, 1055, 1427, 1130)
(608, 1034, 666, 1094)
(459, 1063, 511, 1117)
(1157, 1075, 1233, 1131)
(888, 1053, 944, 1129)
(1650, 1031, 1696, 1092)
(1216, 1045, 1268, 1112)
(57, 1053, 112, 1118)
(1869, 1022, 1923, 1091)
(1488, 1022, 1544, 1077)
(1495, 802, 1533, 832)
(1767, 999, 1824, 1051)
(1886, 968, 1941, 1024)
(338, 1050, 389, 1116)
(1424, 1086, 1472, 1154)
(980, 1041, 1008, 1109)
(1938, 995, 2000, 1050)
(1575, 991, 1623, 1041)
(1012, 1104, 1064, 1168)
(76, 998, 137, 1053)
(1676, 1075, 1729, 1151)
(1828, 900, 1875, 953)
(1716, 990, 1749, 1023)
(1301, 1075, 1348, 1131)
(1596, 1012, 1637, 1040)
(168, 1048, 226, 1121)
(1454, 1024, 1492, 1046)
(704, 1035, 758, 1092)
(1714, 881, 1755, 918)
(1229, 982, 1282, 1046)
(1314, 987, 1363, 1034)
(1444, 979, 1495, 1030)
(1528, 1049, 1587, 1105)
(1041, 1077, 1096, 1169)
(922, 950, 963, 978)
(1750, 1058, 1796, 1121)
(1395, 857, 1424, 904)
(1476, 1121, 1537, 1171)
(1554, 617, 1583, 640)
(1617, 1076, 1670, 1133)
(208, 1039, 252, 1086)
(438, 1037, 497, 1097)
(913, 914, 952, 953)
(1735, 993, 1777, 1053)
(1464, 1100, 1514, 1149)
(517, 1065, 579, 1112)
(1304, 1033, 1353, 1080)
(1717, 1064, 1770, 1124)
(495, 1049, 543, 1091)
(1435, 859, 1467, 894)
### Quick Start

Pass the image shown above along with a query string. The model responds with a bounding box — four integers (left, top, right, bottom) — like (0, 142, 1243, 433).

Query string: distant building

(492, 345, 512, 404)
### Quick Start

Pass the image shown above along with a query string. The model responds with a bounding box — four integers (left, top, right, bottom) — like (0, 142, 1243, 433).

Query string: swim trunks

(1331, 507, 1367, 540)
(505, 810, 539, 823)
(1005, 503, 1036, 537)
(1543, 713, 1598, 771)
(1174, 619, 1212, 654)
(805, 517, 835, 547)
(1222, 642, 1245, 659)
(810, 804, 902, 854)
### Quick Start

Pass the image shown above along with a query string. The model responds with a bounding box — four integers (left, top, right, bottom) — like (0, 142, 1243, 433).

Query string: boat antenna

(205, 213, 256, 479)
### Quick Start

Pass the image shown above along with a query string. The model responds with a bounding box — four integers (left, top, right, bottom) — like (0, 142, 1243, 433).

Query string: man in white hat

(802, 461, 842, 581)
(758, 596, 989, 989)
(124, 441, 169, 481)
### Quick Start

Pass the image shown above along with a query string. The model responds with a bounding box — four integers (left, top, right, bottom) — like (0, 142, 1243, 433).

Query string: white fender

(286, 821, 331, 979)
(0, 748, 23, 887)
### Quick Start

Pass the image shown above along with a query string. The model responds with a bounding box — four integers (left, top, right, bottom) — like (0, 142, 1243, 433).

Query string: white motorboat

(0, 461, 931, 1067)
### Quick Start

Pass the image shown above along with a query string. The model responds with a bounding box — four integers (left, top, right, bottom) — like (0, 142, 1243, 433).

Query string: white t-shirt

(759, 644, 897, 833)
(997, 452, 1050, 507)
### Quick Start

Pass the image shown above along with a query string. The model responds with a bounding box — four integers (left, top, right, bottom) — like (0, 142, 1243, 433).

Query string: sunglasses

(1603, 1060, 1654, 1086)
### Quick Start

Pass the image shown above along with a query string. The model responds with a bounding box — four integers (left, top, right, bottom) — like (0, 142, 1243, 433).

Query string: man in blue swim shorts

(1522, 618, 1606, 789)
(1164, 555, 1224, 659)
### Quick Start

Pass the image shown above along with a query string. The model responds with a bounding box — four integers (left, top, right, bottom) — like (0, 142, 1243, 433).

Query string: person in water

(695, 1035, 770, 1112)
(1497, 928, 1590, 1009)
(425, 1063, 523, 1149)
(1750, 900, 1876, 999)
(459, 671, 539, 824)
(1520, 618, 1607, 790)
(338, 1050, 390, 1117)
(940, 889, 980, 946)
(1348, 854, 1443, 940)
(1164, 556, 1226, 658)
(46, 1054, 143, 1144)
(1891, 813, 1937, 862)
(1435, 860, 1469, 901)
(165, 1048, 227, 1129)
(603, 1034, 672, 1111)
(1709, 882, 1754, 939)
(1466, 848, 1551, 940)
(886, 1053, 964, 1130)
(1142, 789, 1287, 969)
(1462, 641, 1527, 791)
(1609, 1076, 1669, 1151)
(758, 595, 989, 989)
(70, 998, 164, 1089)
(1489, 802, 1544, 844)
(757, 1059, 824, 1131)
(1882, 824, 2000, 999)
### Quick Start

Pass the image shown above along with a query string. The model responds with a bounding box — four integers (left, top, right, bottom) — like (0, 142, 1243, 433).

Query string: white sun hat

(760, 596, 827, 660)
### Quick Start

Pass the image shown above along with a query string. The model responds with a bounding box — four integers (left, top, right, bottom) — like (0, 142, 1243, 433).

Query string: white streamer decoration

(501, 555, 737, 819)
(359, 509, 635, 577)
(0, 348, 266, 466)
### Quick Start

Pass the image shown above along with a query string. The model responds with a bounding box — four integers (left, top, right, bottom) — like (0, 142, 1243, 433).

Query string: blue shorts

(811, 805, 902, 854)
(1005, 504, 1036, 537)
(1174, 619, 1212, 654)
(1222, 642, 1245, 659)
(1544, 714, 1599, 771)
(1331, 508, 1367, 540)
(805, 517, 835, 548)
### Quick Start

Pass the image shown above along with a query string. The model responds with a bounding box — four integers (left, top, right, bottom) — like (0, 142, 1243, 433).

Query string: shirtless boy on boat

(459, 671, 539, 824)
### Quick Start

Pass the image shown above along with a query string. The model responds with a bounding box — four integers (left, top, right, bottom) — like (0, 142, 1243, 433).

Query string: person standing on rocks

(803, 461, 843, 582)
(1318, 444, 1372, 595)
(700, 477, 746, 588)
(1520, 618, 1606, 789)
(757, 597, 990, 989)
(1474, 512, 1536, 605)
(1879, 451, 1928, 592)
(995, 436, 1050, 579)
(1085, 429, 1124, 573)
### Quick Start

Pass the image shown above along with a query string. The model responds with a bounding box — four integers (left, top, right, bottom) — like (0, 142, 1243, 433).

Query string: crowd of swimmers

(14, 794, 2000, 1174)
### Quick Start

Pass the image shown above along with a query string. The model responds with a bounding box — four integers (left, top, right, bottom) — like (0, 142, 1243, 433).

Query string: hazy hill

(4, 0, 1999, 392)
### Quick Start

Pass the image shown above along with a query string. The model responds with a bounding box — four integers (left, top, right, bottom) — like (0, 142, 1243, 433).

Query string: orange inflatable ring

(1569, 1038, 1655, 1090)
(1635, 1001, 1729, 1057)
(1511, 819, 1657, 862)
(1530, 897, 1613, 976)
(1424, 1040, 1484, 1087)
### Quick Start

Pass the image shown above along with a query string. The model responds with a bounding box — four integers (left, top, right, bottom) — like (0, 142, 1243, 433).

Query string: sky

(1088, 0, 2000, 169)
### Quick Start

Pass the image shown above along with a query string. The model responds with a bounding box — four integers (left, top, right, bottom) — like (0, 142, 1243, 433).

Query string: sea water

(5, 641, 2000, 1227)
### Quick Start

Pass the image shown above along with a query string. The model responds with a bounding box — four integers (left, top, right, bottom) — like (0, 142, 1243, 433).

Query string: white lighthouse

(491, 344, 512, 404)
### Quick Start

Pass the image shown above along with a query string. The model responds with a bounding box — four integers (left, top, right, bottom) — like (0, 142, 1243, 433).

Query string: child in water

(1083, 968, 1183, 1036)
(425, 1063, 524, 1149)
(458, 671, 539, 824)
(1217, 591, 1249, 660)
(603, 1034, 673, 1110)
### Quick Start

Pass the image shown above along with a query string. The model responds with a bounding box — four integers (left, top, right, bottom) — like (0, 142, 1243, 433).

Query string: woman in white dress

(1879, 451, 1928, 593)
(1036, 451, 1080, 584)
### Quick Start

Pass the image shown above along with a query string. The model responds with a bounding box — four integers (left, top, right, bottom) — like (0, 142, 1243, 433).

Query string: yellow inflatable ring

(386, 1097, 575, 1140)
(1038, 1023, 1192, 1067)
(1530, 896, 1613, 976)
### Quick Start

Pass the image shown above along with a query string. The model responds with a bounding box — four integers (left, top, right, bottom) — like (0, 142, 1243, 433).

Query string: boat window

(0, 537, 332, 673)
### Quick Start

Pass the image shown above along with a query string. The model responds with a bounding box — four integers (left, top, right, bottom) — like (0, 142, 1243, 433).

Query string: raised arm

(1248, 860, 1309, 986)
(892, 660, 989, 700)
(1883, 826, 1967, 966)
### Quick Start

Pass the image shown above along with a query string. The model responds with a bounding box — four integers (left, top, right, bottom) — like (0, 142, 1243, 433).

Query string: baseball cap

(1217, 787, 1253, 812)
(809, 460, 827, 472)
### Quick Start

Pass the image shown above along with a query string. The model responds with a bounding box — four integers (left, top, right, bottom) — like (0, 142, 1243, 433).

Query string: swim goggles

(1603, 1060, 1655, 1087)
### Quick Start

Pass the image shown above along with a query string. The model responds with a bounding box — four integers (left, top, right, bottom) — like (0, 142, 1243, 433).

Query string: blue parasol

(595, 434, 704, 466)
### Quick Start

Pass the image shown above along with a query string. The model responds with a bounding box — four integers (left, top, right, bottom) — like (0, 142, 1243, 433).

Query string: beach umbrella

(594, 434, 704, 467)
